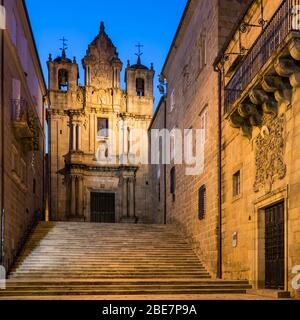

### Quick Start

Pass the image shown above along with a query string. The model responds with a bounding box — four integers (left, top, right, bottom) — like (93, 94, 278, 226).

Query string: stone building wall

(149, 97, 166, 225)
(218, 0, 300, 297)
(164, 0, 220, 276)
(0, 0, 46, 270)
(151, 0, 255, 277)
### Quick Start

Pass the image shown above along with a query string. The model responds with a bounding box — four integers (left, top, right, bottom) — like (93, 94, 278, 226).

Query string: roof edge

(161, 0, 192, 77)
(149, 96, 166, 131)
(213, 0, 255, 68)
(22, 0, 47, 94)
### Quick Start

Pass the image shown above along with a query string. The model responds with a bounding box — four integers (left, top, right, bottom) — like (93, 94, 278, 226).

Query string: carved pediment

(82, 22, 117, 90)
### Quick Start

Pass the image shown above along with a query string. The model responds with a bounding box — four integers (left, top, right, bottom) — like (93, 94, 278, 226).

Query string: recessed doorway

(90, 192, 115, 223)
(265, 201, 285, 290)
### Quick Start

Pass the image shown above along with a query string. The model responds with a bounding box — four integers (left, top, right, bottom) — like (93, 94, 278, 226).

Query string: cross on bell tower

(135, 43, 144, 65)
(60, 37, 68, 59)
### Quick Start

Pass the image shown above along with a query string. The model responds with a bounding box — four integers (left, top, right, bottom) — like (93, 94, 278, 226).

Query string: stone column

(122, 177, 128, 217)
(78, 125, 82, 151)
(77, 176, 83, 217)
(89, 114, 93, 152)
(120, 120, 128, 165)
(70, 175, 76, 217)
(128, 177, 136, 218)
(72, 124, 76, 151)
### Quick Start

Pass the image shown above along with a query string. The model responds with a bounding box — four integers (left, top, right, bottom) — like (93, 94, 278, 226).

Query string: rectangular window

(12, 78, 21, 100)
(158, 183, 161, 202)
(97, 118, 109, 137)
(198, 33, 207, 73)
(198, 185, 206, 220)
(0, 5, 6, 30)
(170, 167, 176, 201)
(10, 11, 17, 46)
(33, 179, 36, 195)
(170, 89, 175, 111)
(19, 34, 28, 73)
(199, 106, 208, 144)
(170, 129, 175, 161)
(12, 78, 21, 121)
(233, 171, 241, 197)
(157, 166, 161, 180)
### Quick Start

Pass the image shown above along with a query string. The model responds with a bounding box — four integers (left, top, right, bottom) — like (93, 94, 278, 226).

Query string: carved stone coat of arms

(253, 115, 286, 193)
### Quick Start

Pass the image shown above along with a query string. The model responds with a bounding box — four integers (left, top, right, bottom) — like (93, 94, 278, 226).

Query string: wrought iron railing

(11, 98, 40, 151)
(224, 0, 300, 113)
(11, 98, 29, 122)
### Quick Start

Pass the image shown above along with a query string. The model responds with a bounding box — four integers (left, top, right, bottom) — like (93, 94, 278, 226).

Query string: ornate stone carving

(82, 22, 116, 90)
(91, 61, 112, 88)
(230, 111, 253, 139)
(261, 75, 292, 104)
(274, 56, 300, 88)
(289, 38, 300, 61)
(238, 103, 263, 127)
(77, 86, 85, 104)
(253, 115, 286, 193)
(249, 89, 278, 116)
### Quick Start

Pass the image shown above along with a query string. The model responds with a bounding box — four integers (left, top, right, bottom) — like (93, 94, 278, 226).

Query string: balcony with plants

(11, 98, 40, 152)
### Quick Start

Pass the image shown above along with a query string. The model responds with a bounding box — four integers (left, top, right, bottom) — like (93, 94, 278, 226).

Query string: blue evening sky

(26, 0, 187, 107)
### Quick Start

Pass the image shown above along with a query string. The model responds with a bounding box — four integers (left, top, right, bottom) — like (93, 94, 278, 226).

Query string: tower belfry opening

(58, 69, 68, 91)
(136, 77, 145, 96)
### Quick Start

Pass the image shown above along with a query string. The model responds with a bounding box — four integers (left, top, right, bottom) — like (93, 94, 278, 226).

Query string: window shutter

(198, 185, 206, 220)
(19, 35, 28, 73)
(0, 5, 6, 30)
(170, 89, 175, 111)
(170, 167, 176, 195)
(11, 12, 17, 46)
(233, 171, 241, 197)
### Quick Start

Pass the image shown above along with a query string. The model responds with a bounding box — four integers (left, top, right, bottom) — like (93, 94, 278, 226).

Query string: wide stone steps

(0, 222, 251, 298)
(0, 279, 252, 297)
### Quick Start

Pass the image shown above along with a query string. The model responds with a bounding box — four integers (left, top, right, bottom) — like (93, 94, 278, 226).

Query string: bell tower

(125, 44, 155, 115)
(47, 40, 81, 220)
(47, 38, 79, 110)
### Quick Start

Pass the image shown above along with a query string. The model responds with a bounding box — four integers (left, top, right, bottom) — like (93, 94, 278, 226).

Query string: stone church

(47, 22, 154, 223)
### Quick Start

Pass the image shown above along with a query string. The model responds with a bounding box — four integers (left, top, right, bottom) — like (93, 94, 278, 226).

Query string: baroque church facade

(47, 22, 154, 223)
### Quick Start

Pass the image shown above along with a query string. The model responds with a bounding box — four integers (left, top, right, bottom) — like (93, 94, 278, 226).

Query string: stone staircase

(0, 222, 251, 298)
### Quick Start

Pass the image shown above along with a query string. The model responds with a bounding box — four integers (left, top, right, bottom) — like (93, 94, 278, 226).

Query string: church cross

(60, 37, 68, 52)
(135, 43, 144, 58)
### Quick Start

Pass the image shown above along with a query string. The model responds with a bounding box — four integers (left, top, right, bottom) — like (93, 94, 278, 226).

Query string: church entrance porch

(90, 192, 115, 223)
(64, 164, 140, 223)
